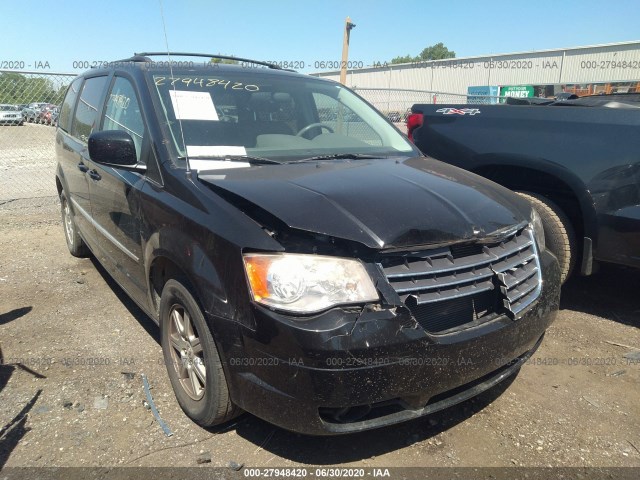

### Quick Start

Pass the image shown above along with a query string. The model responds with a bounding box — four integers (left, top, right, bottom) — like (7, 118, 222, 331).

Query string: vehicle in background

(50, 106, 59, 126)
(22, 102, 49, 122)
(555, 92, 579, 102)
(0, 104, 23, 125)
(408, 93, 640, 284)
(38, 105, 59, 125)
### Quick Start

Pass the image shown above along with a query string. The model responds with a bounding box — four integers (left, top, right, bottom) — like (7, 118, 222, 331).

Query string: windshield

(149, 70, 416, 164)
(0, 105, 18, 111)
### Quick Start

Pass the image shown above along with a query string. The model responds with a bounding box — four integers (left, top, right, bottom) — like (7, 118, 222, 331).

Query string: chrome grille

(380, 228, 542, 333)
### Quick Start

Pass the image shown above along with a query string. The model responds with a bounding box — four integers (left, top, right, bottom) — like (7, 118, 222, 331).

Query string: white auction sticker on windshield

(188, 160, 250, 171)
(186, 145, 247, 157)
(169, 90, 219, 121)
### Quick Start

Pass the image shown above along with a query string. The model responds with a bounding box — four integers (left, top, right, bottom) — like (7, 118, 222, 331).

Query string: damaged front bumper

(216, 249, 560, 435)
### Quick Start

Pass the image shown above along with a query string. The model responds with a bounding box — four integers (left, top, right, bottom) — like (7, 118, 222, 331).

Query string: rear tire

(60, 189, 89, 257)
(160, 279, 239, 427)
(516, 191, 576, 284)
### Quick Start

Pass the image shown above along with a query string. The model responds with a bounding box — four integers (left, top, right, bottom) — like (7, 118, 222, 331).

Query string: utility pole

(339, 17, 356, 85)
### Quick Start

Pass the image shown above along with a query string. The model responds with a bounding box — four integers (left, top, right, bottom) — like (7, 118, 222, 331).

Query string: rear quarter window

(58, 77, 83, 132)
(70, 76, 108, 143)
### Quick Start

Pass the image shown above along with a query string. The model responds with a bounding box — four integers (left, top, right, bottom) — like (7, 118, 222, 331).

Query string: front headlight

(243, 253, 379, 314)
(530, 208, 546, 252)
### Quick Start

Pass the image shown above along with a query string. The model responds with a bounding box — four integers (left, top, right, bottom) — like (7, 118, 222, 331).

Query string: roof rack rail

(106, 55, 152, 64)
(134, 52, 285, 70)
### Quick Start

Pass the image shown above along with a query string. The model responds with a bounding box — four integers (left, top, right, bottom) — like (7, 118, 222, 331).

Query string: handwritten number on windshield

(154, 76, 259, 91)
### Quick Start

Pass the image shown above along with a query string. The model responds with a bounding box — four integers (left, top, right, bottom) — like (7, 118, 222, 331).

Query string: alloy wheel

(168, 304, 206, 400)
(63, 199, 74, 245)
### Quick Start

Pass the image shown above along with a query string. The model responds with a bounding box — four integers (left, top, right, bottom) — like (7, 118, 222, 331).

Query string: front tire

(160, 279, 238, 427)
(60, 189, 89, 257)
(517, 191, 576, 284)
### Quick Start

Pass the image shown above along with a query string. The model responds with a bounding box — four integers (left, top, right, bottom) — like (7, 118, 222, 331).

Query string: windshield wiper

(186, 155, 281, 165)
(289, 153, 382, 163)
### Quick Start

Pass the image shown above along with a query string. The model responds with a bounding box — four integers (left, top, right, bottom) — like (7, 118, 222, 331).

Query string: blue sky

(2, 0, 639, 74)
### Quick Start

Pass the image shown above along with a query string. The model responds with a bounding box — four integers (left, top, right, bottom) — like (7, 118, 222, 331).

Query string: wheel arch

(148, 255, 192, 318)
(144, 229, 233, 325)
(55, 164, 70, 199)
(55, 175, 63, 196)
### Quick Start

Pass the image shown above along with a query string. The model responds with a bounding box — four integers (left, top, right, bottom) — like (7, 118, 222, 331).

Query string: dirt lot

(0, 196, 639, 476)
(0, 123, 639, 477)
(0, 123, 57, 202)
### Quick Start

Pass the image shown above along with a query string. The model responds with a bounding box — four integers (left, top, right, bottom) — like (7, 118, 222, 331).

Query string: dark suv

(55, 53, 560, 435)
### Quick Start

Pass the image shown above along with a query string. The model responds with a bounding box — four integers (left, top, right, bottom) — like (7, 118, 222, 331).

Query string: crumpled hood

(199, 157, 531, 249)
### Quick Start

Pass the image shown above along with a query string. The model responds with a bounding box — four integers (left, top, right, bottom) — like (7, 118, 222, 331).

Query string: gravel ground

(0, 198, 639, 476)
(0, 127, 639, 478)
(0, 123, 57, 202)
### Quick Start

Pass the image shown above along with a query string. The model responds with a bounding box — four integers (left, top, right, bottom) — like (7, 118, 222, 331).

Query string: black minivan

(55, 53, 560, 435)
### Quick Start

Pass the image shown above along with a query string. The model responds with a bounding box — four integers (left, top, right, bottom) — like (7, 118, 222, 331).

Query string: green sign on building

(500, 85, 534, 98)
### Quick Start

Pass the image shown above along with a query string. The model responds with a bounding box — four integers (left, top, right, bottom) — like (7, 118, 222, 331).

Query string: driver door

(86, 76, 148, 305)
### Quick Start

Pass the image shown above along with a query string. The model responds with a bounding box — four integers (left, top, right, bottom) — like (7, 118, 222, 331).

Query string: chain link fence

(0, 70, 76, 208)
(353, 87, 499, 129)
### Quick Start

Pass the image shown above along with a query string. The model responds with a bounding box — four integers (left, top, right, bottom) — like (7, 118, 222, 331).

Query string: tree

(417, 42, 455, 61)
(390, 42, 456, 64)
(210, 56, 239, 65)
(0, 72, 63, 104)
(390, 54, 414, 64)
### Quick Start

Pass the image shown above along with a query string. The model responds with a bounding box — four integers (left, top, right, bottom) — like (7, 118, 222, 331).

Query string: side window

(71, 76, 108, 143)
(102, 77, 145, 163)
(59, 77, 83, 132)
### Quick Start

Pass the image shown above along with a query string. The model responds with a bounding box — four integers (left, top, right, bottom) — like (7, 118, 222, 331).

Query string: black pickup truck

(408, 94, 640, 283)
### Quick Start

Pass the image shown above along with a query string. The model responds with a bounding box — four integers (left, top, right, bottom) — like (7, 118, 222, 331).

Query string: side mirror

(88, 130, 138, 167)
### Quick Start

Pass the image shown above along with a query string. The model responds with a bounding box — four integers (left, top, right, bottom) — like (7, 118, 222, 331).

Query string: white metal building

(311, 41, 640, 95)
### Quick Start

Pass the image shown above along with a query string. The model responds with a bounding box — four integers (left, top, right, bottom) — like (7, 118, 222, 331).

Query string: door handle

(88, 170, 101, 181)
(78, 163, 89, 173)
